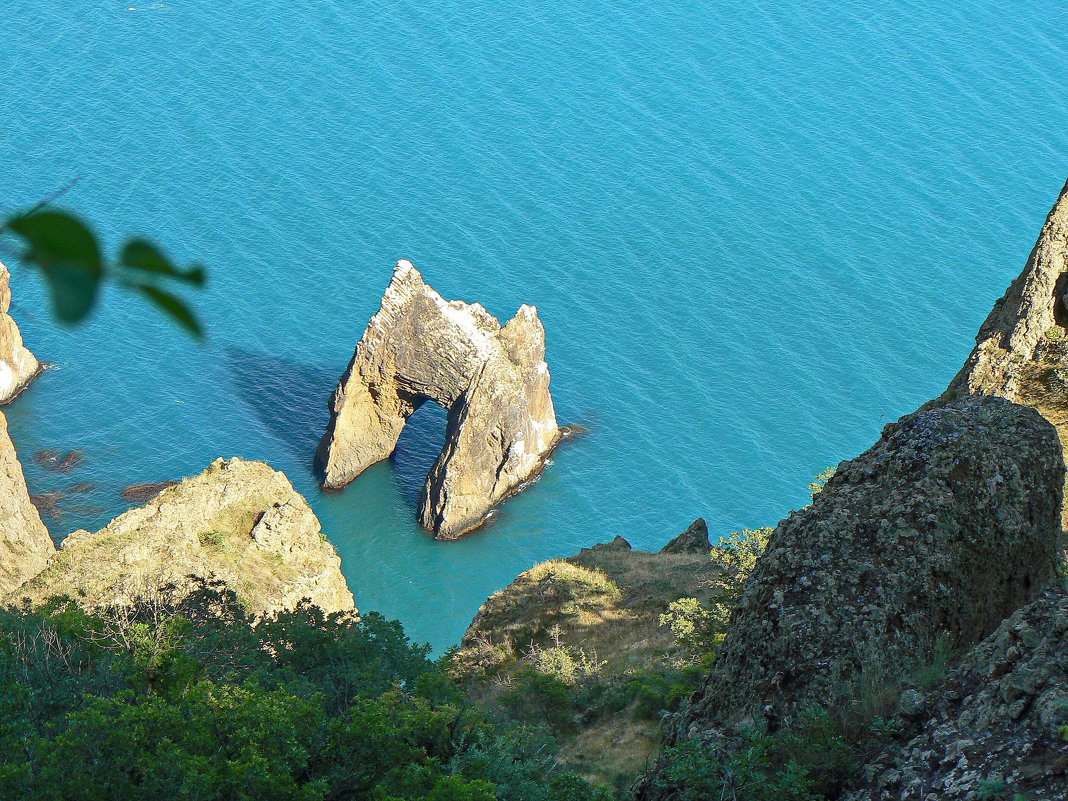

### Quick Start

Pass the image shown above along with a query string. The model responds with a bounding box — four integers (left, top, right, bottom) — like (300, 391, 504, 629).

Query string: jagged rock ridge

(939, 178, 1068, 528)
(944, 178, 1068, 402)
(317, 260, 560, 539)
(10, 457, 354, 615)
(0, 261, 40, 404)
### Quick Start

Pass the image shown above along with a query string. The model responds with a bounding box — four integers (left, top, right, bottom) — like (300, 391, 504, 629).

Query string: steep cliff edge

(9, 457, 354, 615)
(944, 178, 1068, 402)
(940, 179, 1068, 526)
(0, 261, 40, 404)
(317, 260, 560, 539)
(0, 410, 54, 595)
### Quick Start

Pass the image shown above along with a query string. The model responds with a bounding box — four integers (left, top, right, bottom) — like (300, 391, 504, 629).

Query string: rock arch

(316, 261, 561, 539)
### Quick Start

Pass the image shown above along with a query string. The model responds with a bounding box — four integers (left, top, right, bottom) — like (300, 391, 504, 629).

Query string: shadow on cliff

(222, 346, 338, 462)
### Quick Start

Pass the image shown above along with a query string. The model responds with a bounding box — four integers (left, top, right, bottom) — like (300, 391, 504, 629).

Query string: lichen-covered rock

(660, 518, 710, 554)
(317, 261, 560, 539)
(0, 261, 40, 404)
(849, 585, 1068, 801)
(0, 411, 54, 595)
(9, 457, 354, 615)
(665, 395, 1063, 750)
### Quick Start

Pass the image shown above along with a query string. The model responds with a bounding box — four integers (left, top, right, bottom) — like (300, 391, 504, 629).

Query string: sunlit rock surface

(317, 260, 560, 539)
(0, 411, 54, 595)
(0, 261, 40, 404)
(10, 457, 354, 615)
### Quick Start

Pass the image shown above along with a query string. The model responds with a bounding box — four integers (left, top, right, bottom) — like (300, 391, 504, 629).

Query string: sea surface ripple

(2, 0, 1067, 648)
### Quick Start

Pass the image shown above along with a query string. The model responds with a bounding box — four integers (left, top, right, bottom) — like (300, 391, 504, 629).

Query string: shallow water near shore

(2, 1, 1068, 650)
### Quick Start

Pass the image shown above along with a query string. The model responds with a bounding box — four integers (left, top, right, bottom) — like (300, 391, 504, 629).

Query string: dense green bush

(660, 708, 854, 801)
(499, 660, 706, 737)
(0, 582, 608, 801)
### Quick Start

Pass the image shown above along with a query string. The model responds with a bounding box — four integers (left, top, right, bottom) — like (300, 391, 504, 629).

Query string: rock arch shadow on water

(222, 346, 338, 462)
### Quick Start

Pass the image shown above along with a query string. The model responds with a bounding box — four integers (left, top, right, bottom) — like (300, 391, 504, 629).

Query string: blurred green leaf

(6, 211, 103, 323)
(135, 284, 203, 339)
(120, 239, 206, 286)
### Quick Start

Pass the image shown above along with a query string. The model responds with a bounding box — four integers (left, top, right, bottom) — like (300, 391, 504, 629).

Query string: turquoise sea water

(2, 1, 1067, 650)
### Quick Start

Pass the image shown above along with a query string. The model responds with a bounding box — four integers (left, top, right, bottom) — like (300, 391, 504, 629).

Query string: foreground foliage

(0, 581, 610, 801)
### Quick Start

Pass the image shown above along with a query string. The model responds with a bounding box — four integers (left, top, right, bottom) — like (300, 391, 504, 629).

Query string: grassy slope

(449, 539, 720, 789)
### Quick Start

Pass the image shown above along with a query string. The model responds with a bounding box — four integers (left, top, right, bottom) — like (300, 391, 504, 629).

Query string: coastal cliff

(939, 179, 1068, 527)
(0, 411, 54, 595)
(0, 261, 40, 404)
(944, 178, 1068, 402)
(318, 260, 560, 538)
(643, 396, 1061, 790)
(10, 457, 354, 615)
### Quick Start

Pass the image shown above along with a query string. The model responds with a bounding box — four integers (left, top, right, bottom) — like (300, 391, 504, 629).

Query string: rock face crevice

(0, 261, 40, 404)
(317, 261, 560, 539)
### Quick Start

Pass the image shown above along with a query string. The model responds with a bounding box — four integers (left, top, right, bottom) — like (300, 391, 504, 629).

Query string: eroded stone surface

(636, 396, 1063, 799)
(0, 261, 40, 404)
(0, 410, 54, 595)
(317, 261, 560, 538)
(10, 457, 354, 615)
(849, 586, 1068, 801)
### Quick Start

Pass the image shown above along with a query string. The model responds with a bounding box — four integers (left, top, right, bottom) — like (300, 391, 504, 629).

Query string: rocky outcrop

(944, 178, 1068, 403)
(451, 534, 724, 786)
(0, 261, 40, 404)
(9, 457, 354, 615)
(317, 261, 560, 539)
(660, 518, 710, 554)
(850, 585, 1068, 801)
(638, 396, 1062, 798)
(0, 411, 54, 595)
(938, 179, 1068, 527)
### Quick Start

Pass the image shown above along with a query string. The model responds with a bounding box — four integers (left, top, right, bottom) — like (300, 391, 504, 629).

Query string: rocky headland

(317, 260, 561, 538)
(0, 412, 55, 595)
(450, 523, 723, 787)
(0, 261, 40, 404)
(8, 457, 354, 616)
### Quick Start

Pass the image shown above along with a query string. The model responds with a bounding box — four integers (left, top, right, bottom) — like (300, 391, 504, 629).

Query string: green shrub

(661, 527, 772, 659)
(806, 467, 837, 499)
(0, 583, 607, 801)
(661, 708, 853, 801)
